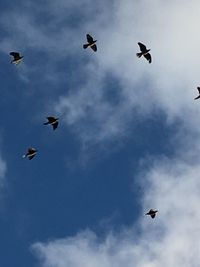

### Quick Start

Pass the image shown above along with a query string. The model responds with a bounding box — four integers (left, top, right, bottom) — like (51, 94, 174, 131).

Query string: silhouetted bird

(145, 209, 158, 218)
(44, 116, 59, 130)
(83, 34, 97, 52)
(194, 87, 200, 100)
(23, 148, 37, 160)
(10, 52, 23, 64)
(136, 42, 152, 63)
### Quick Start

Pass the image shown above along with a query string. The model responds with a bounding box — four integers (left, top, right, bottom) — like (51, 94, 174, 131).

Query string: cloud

(32, 155, 200, 267)
(50, 0, 200, 145)
(0, 0, 111, 56)
(54, 66, 133, 145)
(24, 3, 200, 266)
(2, 0, 199, 146)
(96, 0, 200, 119)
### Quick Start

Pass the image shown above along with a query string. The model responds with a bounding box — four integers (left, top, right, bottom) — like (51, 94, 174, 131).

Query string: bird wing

(197, 87, 200, 94)
(87, 34, 94, 43)
(10, 52, 20, 58)
(138, 42, 147, 52)
(83, 44, 89, 49)
(28, 148, 36, 154)
(47, 116, 56, 123)
(28, 154, 36, 160)
(194, 95, 200, 100)
(144, 53, 152, 63)
(53, 121, 59, 130)
(151, 214, 156, 219)
(91, 44, 97, 52)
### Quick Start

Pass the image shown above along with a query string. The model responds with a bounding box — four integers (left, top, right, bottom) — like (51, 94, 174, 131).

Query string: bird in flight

(23, 148, 38, 160)
(83, 34, 97, 52)
(44, 116, 59, 130)
(10, 52, 23, 65)
(194, 87, 200, 100)
(136, 42, 152, 63)
(145, 209, 158, 218)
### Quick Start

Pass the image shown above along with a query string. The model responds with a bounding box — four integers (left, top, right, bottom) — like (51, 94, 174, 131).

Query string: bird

(83, 34, 97, 52)
(44, 116, 59, 130)
(145, 209, 158, 219)
(194, 87, 200, 100)
(10, 52, 23, 65)
(23, 148, 38, 160)
(136, 42, 152, 63)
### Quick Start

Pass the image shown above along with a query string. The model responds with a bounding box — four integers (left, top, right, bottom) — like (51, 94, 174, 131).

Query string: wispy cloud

(28, 2, 200, 266)
(50, 0, 200, 145)
(32, 154, 200, 267)
(2, 0, 199, 147)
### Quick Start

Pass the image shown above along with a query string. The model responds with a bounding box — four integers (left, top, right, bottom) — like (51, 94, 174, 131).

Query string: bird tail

(83, 44, 89, 49)
(136, 52, 143, 58)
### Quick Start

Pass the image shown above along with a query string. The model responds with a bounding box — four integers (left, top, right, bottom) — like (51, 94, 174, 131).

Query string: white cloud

(2, 0, 199, 145)
(54, 66, 133, 145)
(28, 2, 200, 266)
(28, 3, 200, 265)
(49, 0, 200, 145)
(32, 156, 200, 267)
(97, 0, 200, 117)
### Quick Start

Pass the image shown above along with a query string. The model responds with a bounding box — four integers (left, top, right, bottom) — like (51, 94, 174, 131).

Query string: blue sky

(1, 1, 200, 267)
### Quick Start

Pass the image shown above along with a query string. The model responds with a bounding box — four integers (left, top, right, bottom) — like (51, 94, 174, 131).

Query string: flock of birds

(11, 33, 191, 220)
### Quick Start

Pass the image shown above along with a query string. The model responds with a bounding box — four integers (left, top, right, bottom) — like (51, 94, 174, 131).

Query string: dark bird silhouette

(194, 87, 200, 100)
(136, 42, 152, 63)
(145, 209, 158, 219)
(44, 116, 59, 130)
(10, 52, 23, 64)
(83, 34, 97, 52)
(23, 148, 37, 160)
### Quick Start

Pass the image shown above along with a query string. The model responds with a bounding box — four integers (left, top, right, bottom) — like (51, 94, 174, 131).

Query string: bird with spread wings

(83, 34, 97, 52)
(23, 148, 38, 160)
(10, 52, 23, 65)
(44, 117, 59, 130)
(136, 42, 152, 63)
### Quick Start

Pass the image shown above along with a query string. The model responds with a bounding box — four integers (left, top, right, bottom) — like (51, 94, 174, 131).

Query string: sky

(1, 0, 200, 267)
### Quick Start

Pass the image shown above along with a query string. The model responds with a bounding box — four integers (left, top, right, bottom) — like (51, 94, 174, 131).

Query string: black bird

(10, 52, 23, 64)
(83, 34, 97, 52)
(145, 209, 158, 219)
(44, 116, 59, 130)
(136, 42, 152, 63)
(194, 87, 200, 100)
(23, 148, 37, 160)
